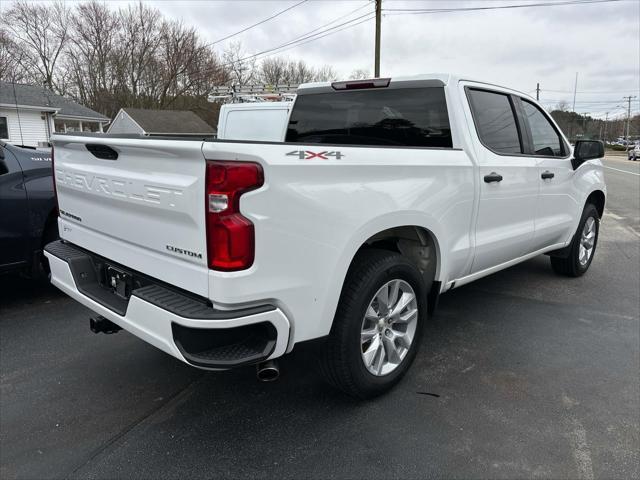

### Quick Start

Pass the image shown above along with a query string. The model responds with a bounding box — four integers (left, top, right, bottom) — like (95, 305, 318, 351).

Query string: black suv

(0, 142, 58, 276)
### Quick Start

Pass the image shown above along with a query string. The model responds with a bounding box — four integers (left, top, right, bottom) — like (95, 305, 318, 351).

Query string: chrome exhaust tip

(256, 360, 279, 382)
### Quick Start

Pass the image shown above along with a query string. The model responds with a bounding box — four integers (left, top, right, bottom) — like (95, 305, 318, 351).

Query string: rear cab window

(286, 87, 453, 148)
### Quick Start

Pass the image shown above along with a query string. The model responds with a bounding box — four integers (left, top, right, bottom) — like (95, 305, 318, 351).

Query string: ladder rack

(208, 84, 298, 103)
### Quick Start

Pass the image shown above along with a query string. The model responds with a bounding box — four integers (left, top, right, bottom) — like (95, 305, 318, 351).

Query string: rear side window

(467, 89, 522, 155)
(522, 99, 565, 156)
(286, 87, 452, 148)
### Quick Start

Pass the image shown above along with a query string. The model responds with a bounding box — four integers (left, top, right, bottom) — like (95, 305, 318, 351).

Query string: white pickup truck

(45, 74, 606, 398)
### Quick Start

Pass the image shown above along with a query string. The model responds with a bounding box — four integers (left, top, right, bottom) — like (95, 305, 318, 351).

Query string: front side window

(467, 89, 522, 155)
(522, 100, 565, 156)
(286, 87, 452, 148)
(0, 117, 8, 140)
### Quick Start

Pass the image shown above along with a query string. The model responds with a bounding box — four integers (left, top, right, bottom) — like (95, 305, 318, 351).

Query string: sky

(145, 0, 640, 119)
(3, 0, 639, 118)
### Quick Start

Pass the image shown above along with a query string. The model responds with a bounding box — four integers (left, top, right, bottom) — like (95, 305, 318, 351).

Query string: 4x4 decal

(286, 150, 345, 160)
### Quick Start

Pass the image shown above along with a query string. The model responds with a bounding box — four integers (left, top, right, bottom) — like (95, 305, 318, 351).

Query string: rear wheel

(320, 249, 427, 399)
(550, 203, 599, 277)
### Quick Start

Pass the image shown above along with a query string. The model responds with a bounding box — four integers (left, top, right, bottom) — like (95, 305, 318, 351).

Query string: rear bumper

(44, 241, 290, 369)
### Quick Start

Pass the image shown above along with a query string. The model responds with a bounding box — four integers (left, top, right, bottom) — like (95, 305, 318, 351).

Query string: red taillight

(205, 161, 264, 271)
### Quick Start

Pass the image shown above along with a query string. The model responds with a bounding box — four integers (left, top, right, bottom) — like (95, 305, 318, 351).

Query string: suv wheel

(550, 203, 599, 277)
(320, 249, 427, 398)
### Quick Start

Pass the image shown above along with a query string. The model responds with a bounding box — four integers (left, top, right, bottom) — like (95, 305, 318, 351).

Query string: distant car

(629, 144, 640, 161)
(0, 142, 58, 276)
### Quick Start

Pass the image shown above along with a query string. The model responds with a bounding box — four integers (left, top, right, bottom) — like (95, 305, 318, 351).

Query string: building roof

(122, 108, 215, 135)
(0, 81, 109, 121)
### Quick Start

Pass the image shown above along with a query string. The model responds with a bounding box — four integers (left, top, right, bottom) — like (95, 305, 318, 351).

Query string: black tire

(550, 203, 599, 277)
(320, 249, 428, 399)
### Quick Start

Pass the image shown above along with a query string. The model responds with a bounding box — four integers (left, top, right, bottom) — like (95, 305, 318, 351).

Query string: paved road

(1, 157, 638, 479)
(601, 155, 640, 233)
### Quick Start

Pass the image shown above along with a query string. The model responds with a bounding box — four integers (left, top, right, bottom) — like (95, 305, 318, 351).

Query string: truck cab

(44, 74, 606, 398)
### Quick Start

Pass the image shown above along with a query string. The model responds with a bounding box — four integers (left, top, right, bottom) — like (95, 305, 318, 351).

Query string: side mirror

(572, 140, 604, 170)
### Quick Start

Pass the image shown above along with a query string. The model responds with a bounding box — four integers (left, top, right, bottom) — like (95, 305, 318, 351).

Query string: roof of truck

(297, 74, 530, 98)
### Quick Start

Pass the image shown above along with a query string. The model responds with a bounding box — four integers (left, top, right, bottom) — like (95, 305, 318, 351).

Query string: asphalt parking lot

(1, 155, 638, 480)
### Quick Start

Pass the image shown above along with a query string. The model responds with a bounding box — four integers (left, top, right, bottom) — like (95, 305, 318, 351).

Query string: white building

(0, 82, 110, 147)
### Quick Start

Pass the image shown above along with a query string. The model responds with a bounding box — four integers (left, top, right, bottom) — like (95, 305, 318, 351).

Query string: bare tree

(65, 1, 120, 112)
(349, 68, 370, 80)
(223, 42, 256, 86)
(157, 19, 226, 107)
(3, 1, 71, 90)
(259, 57, 288, 85)
(116, 1, 162, 104)
(2, 0, 348, 129)
(314, 65, 338, 82)
(258, 57, 336, 84)
(0, 27, 29, 82)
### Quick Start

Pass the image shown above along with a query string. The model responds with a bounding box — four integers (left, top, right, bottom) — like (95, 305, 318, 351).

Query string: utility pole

(374, 0, 382, 77)
(599, 120, 603, 141)
(566, 73, 579, 141)
(622, 95, 637, 142)
(536, 83, 540, 101)
(603, 112, 609, 142)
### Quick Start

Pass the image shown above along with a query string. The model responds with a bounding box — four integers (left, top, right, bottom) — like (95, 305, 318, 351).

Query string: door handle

(541, 171, 555, 180)
(483, 172, 503, 183)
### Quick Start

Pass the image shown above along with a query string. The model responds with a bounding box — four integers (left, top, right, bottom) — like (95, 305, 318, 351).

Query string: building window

(54, 119, 66, 133)
(64, 120, 81, 132)
(83, 122, 100, 132)
(0, 117, 8, 139)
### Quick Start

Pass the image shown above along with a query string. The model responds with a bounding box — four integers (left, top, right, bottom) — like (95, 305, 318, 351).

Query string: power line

(205, 0, 309, 47)
(542, 88, 640, 94)
(219, 8, 375, 68)
(246, 14, 374, 63)
(538, 99, 635, 104)
(383, 0, 627, 16)
(128, 3, 374, 91)
(281, 1, 372, 45)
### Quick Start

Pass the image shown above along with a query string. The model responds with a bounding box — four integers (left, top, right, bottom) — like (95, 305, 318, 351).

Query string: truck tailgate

(52, 136, 209, 296)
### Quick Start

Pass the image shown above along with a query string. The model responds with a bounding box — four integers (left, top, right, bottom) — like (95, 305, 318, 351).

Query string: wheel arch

(320, 213, 446, 336)
(586, 189, 605, 218)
